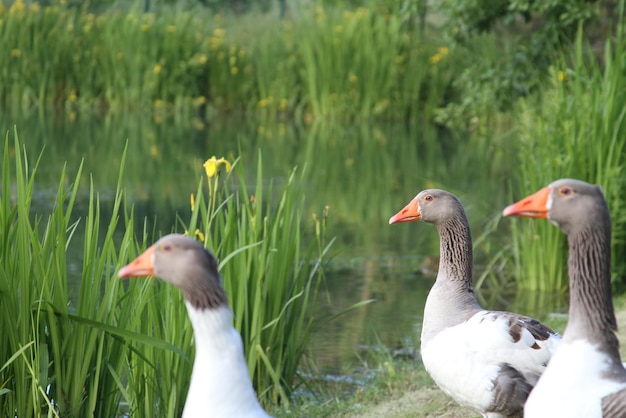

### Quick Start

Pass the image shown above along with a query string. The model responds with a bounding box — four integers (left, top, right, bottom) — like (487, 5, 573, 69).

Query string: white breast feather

(183, 304, 270, 418)
(524, 339, 626, 418)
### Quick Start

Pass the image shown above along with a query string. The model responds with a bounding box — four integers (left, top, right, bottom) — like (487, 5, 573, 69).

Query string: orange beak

(389, 198, 421, 224)
(502, 187, 551, 219)
(118, 245, 156, 279)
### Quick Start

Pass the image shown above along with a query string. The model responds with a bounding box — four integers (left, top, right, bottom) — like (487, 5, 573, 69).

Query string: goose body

(503, 179, 626, 418)
(119, 234, 271, 418)
(390, 189, 560, 417)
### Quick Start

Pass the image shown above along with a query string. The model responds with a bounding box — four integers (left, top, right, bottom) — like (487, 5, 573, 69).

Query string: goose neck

(566, 222, 619, 357)
(436, 217, 474, 289)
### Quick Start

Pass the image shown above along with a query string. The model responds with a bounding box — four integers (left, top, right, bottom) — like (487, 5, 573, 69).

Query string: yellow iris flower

(203, 156, 232, 178)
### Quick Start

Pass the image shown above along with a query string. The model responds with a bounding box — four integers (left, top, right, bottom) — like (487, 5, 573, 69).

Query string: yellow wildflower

(194, 229, 205, 242)
(214, 28, 225, 37)
(335, 25, 344, 33)
(190, 193, 195, 211)
(68, 111, 77, 121)
(9, 0, 25, 14)
(279, 98, 288, 111)
(116, 52, 124, 60)
(154, 99, 164, 108)
(356, 7, 368, 18)
(193, 118, 205, 131)
(166, 25, 176, 33)
(194, 96, 207, 106)
(29, 3, 41, 13)
(209, 38, 223, 51)
(209, 37, 222, 51)
(154, 64, 162, 74)
(230, 66, 239, 75)
(198, 54, 207, 64)
(0, 4, 5, 14)
(11, 49, 21, 58)
(348, 73, 358, 84)
(229, 56, 237, 66)
(203, 156, 232, 178)
(141, 23, 150, 32)
(429, 47, 449, 65)
(557, 71, 567, 82)
(150, 145, 160, 160)
(68, 90, 77, 102)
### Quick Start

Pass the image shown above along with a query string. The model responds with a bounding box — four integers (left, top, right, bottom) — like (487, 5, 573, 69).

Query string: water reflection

(0, 110, 568, 371)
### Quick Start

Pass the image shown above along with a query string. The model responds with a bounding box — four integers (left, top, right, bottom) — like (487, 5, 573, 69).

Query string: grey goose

(119, 234, 272, 418)
(390, 189, 561, 418)
(503, 179, 626, 417)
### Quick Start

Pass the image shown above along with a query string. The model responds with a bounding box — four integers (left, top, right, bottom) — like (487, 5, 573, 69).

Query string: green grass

(0, 128, 334, 415)
(506, 13, 626, 291)
(0, 1, 457, 122)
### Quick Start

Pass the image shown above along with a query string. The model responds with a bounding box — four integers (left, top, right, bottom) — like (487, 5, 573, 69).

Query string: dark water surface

(1, 110, 568, 374)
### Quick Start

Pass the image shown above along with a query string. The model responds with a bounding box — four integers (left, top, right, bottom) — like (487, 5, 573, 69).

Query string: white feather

(524, 339, 626, 418)
(421, 310, 560, 414)
(183, 303, 271, 418)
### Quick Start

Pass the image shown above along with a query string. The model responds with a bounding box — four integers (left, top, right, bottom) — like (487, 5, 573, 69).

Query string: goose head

(118, 234, 226, 310)
(389, 189, 466, 225)
(502, 178, 608, 235)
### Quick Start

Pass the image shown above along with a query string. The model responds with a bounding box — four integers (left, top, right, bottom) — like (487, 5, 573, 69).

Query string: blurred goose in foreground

(118, 234, 272, 418)
(390, 189, 561, 418)
(503, 179, 626, 417)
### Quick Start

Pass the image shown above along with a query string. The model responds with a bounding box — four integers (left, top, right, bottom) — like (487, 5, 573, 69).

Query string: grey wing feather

(602, 387, 626, 418)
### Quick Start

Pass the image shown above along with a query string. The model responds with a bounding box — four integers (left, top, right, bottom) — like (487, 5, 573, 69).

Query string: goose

(389, 189, 561, 418)
(503, 178, 626, 417)
(118, 234, 272, 418)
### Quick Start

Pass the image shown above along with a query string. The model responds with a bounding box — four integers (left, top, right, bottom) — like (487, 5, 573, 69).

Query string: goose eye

(162, 243, 173, 252)
(559, 187, 572, 196)
(424, 195, 434, 202)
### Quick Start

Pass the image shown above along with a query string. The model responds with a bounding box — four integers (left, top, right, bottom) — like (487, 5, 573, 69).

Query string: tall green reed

(0, 1, 455, 122)
(507, 16, 626, 291)
(294, 5, 451, 121)
(1, 128, 335, 415)
(0, 128, 132, 417)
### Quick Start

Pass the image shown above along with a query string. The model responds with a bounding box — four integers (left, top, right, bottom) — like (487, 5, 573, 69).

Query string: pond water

(1, 109, 568, 374)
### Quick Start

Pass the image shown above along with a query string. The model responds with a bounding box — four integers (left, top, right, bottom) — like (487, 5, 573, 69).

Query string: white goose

(390, 189, 561, 417)
(118, 234, 272, 418)
(503, 178, 626, 417)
